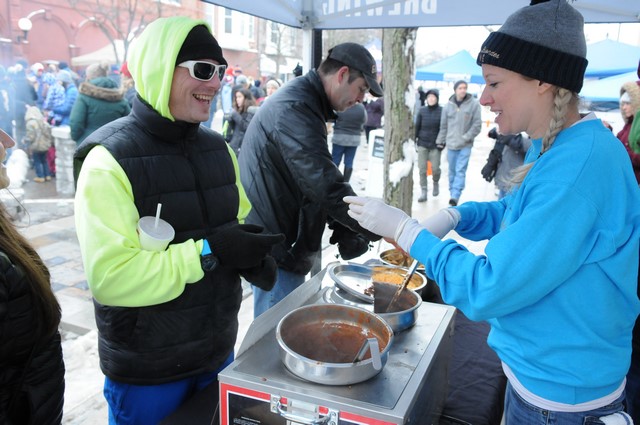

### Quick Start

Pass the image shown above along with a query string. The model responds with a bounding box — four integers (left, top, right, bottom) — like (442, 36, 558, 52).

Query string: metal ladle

(352, 337, 382, 370)
(384, 259, 419, 313)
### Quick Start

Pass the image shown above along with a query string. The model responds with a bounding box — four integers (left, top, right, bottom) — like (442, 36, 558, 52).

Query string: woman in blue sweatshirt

(344, 1, 640, 423)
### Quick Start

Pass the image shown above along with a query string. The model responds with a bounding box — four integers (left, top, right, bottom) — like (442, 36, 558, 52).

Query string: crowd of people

(0, 59, 127, 183)
(0, 54, 281, 185)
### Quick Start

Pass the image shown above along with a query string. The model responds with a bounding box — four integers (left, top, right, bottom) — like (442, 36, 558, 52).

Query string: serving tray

(328, 263, 375, 303)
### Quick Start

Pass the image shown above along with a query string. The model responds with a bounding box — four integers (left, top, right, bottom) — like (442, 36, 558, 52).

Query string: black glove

(207, 224, 284, 269)
(328, 221, 371, 260)
(241, 256, 278, 291)
(436, 142, 445, 151)
(481, 149, 501, 182)
(488, 127, 498, 139)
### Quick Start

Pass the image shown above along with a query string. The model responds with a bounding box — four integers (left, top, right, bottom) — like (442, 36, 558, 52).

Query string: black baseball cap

(327, 42, 383, 97)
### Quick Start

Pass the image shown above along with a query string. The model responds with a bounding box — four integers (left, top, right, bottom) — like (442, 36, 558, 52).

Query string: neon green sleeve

(228, 143, 252, 223)
(74, 146, 205, 307)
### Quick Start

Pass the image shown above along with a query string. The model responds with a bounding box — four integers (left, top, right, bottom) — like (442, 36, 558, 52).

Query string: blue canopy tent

(580, 71, 636, 133)
(414, 50, 484, 84)
(581, 71, 638, 102)
(585, 39, 640, 79)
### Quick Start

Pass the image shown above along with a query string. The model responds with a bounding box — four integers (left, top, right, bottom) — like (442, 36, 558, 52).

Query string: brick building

(0, 0, 302, 82)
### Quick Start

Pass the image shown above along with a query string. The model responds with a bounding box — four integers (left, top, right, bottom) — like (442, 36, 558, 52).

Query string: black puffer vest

(74, 97, 243, 384)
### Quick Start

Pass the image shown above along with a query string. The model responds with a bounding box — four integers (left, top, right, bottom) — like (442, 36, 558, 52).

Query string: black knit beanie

(477, 0, 588, 93)
(426, 88, 439, 103)
(176, 25, 227, 67)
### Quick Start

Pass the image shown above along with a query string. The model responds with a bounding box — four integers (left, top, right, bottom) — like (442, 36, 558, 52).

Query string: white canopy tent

(71, 40, 125, 67)
(203, 0, 639, 72)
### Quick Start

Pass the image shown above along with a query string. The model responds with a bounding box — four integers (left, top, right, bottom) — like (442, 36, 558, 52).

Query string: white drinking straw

(154, 203, 162, 229)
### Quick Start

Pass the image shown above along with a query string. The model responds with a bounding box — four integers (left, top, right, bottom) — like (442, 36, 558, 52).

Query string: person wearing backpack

(24, 106, 53, 182)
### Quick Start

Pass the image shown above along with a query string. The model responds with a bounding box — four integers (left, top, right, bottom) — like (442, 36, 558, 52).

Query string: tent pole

(312, 29, 323, 70)
(302, 28, 313, 75)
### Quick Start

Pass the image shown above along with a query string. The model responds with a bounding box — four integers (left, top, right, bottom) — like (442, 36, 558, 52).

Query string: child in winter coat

(23, 106, 54, 182)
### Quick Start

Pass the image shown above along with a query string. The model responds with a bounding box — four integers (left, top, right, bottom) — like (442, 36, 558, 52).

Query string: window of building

(270, 22, 280, 45)
(224, 9, 232, 34)
(217, 8, 256, 51)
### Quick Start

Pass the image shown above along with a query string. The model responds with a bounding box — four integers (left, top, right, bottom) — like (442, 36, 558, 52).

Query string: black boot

(343, 167, 353, 182)
(433, 181, 440, 197)
(418, 188, 427, 203)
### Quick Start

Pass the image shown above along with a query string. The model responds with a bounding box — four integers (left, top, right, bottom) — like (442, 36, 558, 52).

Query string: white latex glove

(418, 208, 461, 239)
(343, 196, 410, 240)
(395, 208, 461, 253)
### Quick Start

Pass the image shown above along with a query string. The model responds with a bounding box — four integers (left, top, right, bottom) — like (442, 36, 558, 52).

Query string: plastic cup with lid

(137, 203, 175, 251)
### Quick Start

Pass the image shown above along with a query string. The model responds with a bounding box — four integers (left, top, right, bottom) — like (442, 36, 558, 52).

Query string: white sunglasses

(178, 61, 227, 82)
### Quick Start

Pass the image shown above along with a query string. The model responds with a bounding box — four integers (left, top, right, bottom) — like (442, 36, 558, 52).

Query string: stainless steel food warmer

(218, 265, 456, 425)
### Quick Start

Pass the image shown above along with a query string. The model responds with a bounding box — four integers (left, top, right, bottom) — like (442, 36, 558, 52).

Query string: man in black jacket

(239, 43, 383, 318)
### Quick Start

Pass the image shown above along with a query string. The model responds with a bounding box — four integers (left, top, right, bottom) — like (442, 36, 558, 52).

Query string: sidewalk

(17, 117, 498, 424)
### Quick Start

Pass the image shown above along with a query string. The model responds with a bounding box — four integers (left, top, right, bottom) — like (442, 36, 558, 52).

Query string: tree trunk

(382, 28, 417, 214)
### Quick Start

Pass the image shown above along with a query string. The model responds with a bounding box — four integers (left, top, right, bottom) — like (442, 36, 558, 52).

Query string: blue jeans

(32, 151, 51, 178)
(627, 320, 640, 423)
(504, 382, 629, 425)
(447, 146, 472, 200)
(331, 145, 358, 168)
(104, 353, 233, 425)
(253, 268, 305, 318)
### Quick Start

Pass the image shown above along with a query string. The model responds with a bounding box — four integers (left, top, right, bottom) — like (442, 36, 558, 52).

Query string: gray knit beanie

(477, 0, 588, 93)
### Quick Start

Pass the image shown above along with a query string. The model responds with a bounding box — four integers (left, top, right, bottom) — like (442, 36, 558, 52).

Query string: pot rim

(378, 289, 423, 318)
(379, 248, 426, 272)
(275, 304, 394, 367)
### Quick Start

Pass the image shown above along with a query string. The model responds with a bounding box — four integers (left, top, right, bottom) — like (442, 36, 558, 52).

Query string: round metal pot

(373, 283, 422, 333)
(322, 286, 421, 334)
(379, 248, 426, 273)
(276, 304, 394, 385)
(370, 264, 428, 296)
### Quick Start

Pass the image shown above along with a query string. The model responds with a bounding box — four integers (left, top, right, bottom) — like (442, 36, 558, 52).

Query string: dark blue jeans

(626, 318, 640, 423)
(253, 267, 304, 318)
(32, 151, 51, 178)
(331, 144, 357, 168)
(504, 382, 629, 425)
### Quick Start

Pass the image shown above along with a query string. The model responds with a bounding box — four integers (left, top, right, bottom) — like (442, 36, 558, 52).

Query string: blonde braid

(510, 88, 575, 185)
(540, 88, 572, 155)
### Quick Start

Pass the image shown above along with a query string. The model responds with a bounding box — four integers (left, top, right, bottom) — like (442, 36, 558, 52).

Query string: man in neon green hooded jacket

(73, 16, 283, 424)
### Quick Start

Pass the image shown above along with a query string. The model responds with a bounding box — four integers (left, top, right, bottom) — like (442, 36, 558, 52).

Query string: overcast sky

(416, 22, 640, 58)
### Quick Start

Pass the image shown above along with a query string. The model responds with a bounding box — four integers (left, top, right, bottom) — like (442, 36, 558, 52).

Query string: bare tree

(267, 22, 296, 77)
(323, 28, 382, 53)
(382, 27, 417, 213)
(67, 0, 164, 65)
(415, 50, 448, 69)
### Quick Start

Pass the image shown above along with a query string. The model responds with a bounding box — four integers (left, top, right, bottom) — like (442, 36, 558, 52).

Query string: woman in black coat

(414, 88, 443, 201)
(225, 88, 257, 155)
(0, 128, 65, 424)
